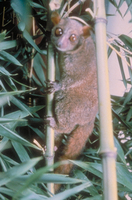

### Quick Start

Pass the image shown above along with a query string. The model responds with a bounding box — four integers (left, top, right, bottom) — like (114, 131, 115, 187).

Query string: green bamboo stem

(94, 1, 118, 199)
(45, 42, 55, 195)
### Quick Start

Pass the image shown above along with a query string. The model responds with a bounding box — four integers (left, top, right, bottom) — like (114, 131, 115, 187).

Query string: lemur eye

(55, 28, 63, 36)
(69, 34, 77, 42)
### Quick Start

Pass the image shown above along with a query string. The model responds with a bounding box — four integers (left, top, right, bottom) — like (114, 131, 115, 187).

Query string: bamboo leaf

(18, 193, 47, 200)
(116, 163, 132, 191)
(72, 161, 132, 191)
(18, 21, 25, 32)
(0, 95, 10, 107)
(109, 0, 122, 16)
(11, 173, 85, 184)
(112, 108, 131, 129)
(123, 3, 132, 17)
(0, 157, 8, 172)
(11, 0, 30, 29)
(107, 46, 113, 57)
(0, 193, 5, 200)
(4, 105, 44, 120)
(0, 137, 11, 152)
(126, 108, 132, 122)
(71, 160, 103, 178)
(125, 147, 132, 157)
(109, 0, 118, 8)
(123, 88, 132, 106)
(32, 74, 42, 86)
(0, 157, 42, 186)
(12, 141, 30, 162)
(125, 0, 132, 18)
(8, 183, 47, 200)
(112, 45, 127, 88)
(0, 118, 25, 123)
(0, 66, 12, 76)
(10, 96, 32, 116)
(29, 1, 47, 10)
(0, 51, 22, 66)
(0, 124, 41, 150)
(114, 137, 126, 164)
(0, 88, 35, 96)
(33, 53, 46, 86)
(119, 34, 132, 51)
(0, 31, 6, 42)
(12, 162, 65, 199)
(126, 57, 132, 85)
(0, 153, 19, 166)
(0, 187, 14, 199)
(29, 126, 45, 140)
(23, 30, 45, 54)
(11, 0, 25, 17)
(37, 174, 84, 184)
(83, 195, 102, 200)
(0, 40, 17, 51)
(3, 76, 17, 91)
(74, 169, 99, 196)
(118, 0, 125, 8)
(47, 182, 91, 200)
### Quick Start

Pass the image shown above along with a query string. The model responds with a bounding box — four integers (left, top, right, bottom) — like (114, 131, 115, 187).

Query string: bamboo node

(45, 155, 55, 160)
(94, 17, 107, 24)
(99, 148, 117, 158)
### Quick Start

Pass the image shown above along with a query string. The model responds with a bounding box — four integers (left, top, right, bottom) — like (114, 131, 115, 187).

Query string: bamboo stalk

(45, 42, 55, 195)
(94, 1, 118, 200)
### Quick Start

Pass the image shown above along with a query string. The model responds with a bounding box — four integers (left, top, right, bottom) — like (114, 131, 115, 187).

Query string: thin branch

(107, 41, 131, 67)
(63, 0, 86, 18)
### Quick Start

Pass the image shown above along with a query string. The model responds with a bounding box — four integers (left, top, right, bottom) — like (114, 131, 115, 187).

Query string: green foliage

(0, 0, 132, 199)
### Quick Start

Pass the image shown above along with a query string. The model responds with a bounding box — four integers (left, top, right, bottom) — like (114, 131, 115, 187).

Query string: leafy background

(0, 0, 132, 199)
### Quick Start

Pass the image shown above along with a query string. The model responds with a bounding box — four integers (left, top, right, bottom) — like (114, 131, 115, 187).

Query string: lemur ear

(82, 26, 91, 38)
(51, 12, 61, 25)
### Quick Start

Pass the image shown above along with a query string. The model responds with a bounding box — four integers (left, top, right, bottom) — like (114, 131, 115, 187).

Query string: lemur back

(47, 12, 98, 192)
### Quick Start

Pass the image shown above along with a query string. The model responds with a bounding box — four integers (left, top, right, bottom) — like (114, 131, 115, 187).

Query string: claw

(44, 80, 55, 94)
(44, 80, 61, 94)
(44, 116, 56, 128)
(44, 116, 51, 124)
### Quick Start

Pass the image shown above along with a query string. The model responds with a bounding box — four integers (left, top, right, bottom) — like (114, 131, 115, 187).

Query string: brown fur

(48, 14, 98, 192)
